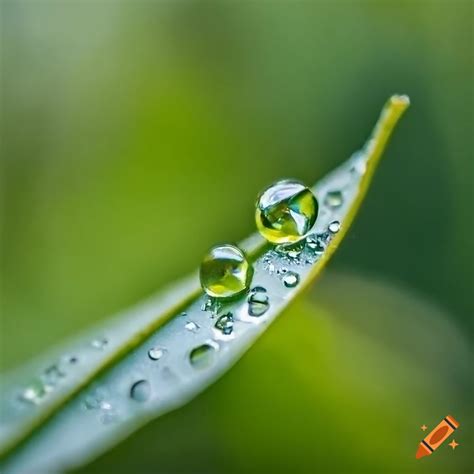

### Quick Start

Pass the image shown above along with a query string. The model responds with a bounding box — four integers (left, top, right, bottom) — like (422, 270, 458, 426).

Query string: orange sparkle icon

(415, 415, 459, 459)
(448, 439, 459, 450)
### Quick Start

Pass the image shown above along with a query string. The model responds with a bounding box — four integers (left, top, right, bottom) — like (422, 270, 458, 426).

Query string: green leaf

(0, 95, 409, 473)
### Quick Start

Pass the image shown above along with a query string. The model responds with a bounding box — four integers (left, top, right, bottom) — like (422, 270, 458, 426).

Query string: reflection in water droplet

(185, 321, 200, 333)
(91, 337, 108, 350)
(307, 234, 328, 253)
(248, 291, 270, 317)
(130, 380, 151, 402)
(283, 272, 300, 288)
(251, 286, 267, 294)
(20, 380, 48, 405)
(189, 342, 218, 369)
(328, 221, 341, 233)
(324, 190, 343, 208)
(215, 312, 234, 335)
(148, 347, 166, 361)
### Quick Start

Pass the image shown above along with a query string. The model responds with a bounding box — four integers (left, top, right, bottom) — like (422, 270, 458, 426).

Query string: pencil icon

(415, 415, 459, 459)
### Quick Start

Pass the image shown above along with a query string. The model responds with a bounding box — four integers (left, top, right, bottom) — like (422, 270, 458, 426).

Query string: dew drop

(43, 364, 66, 386)
(148, 347, 166, 361)
(185, 321, 200, 333)
(256, 180, 318, 244)
(91, 337, 108, 350)
(130, 380, 151, 402)
(200, 244, 253, 299)
(307, 234, 327, 253)
(189, 342, 218, 369)
(248, 291, 270, 317)
(324, 190, 343, 208)
(328, 221, 341, 233)
(283, 271, 300, 288)
(20, 380, 48, 405)
(251, 286, 267, 293)
(215, 312, 234, 335)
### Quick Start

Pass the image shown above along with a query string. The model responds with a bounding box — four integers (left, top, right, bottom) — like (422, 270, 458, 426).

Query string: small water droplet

(100, 401, 112, 411)
(148, 347, 166, 361)
(268, 263, 275, 274)
(283, 271, 300, 288)
(248, 291, 270, 317)
(185, 321, 200, 333)
(130, 380, 151, 402)
(43, 365, 66, 386)
(180, 312, 187, 317)
(68, 356, 78, 364)
(189, 342, 218, 369)
(215, 312, 234, 335)
(91, 337, 108, 350)
(328, 221, 341, 233)
(251, 286, 267, 293)
(324, 190, 343, 208)
(20, 381, 48, 405)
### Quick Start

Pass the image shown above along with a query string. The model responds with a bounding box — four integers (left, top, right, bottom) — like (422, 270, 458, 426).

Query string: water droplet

(328, 221, 341, 233)
(130, 380, 151, 402)
(68, 356, 78, 364)
(215, 312, 234, 335)
(180, 312, 187, 317)
(248, 291, 270, 317)
(324, 190, 343, 208)
(20, 380, 48, 405)
(251, 286, 267, 293)
(43, 365, 66, 386)
(100, 401, 112, 411)
(255, 180, 318, 244)
(306, 234, 327, 253)
(268, 263, 275, 274)
(148, 347, 166, 361)
(200, 244, 253, 299)
(91, 337, 108, 350)
(189, 342, 218, 369)
(185, 321, 200, 333)
(283, 271, 300, 288)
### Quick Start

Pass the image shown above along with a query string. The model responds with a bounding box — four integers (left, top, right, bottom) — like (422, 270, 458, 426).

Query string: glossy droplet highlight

(283, 271, 300, 288)
(215, 312, 234, 335)
(91, 337, 108, 350)
(255, 180, 318, 244)
(148, 347, 166, 361)
(324, 190, 343, 208)
(200, 244, 253, 299)
(20, 380, 48, 405)
(130, 380, 151, 402)
(189, 343, 218, 369)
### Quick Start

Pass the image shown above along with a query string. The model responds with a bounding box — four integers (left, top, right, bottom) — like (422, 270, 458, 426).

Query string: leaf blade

(0, 95, 409, 472)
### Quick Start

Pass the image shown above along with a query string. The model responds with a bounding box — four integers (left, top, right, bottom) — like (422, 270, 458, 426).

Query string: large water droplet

(189, 342, 218, 369)
(256, 180, 319, 244)
(324, 190, 343, 208)
(283, 271, 300, 288)
(200, 244, 253, 299)
(215, 312, 234, 335)
(130, 380, 151, 402)
(248, 291, 270, 317)
(148, 347, 166, 361)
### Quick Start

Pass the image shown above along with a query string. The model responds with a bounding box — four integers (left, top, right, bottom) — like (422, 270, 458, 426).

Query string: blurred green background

(1, 1, 472, 473)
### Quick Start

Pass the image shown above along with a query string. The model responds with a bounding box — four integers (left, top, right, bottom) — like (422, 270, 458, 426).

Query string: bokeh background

(1, 1, 472, 473)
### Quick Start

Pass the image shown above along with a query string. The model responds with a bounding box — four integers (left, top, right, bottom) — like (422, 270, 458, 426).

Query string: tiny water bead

(185, 321, 200, 333)
(328, 221, 341, 233)
(130, 380, 151, 402)
(324, 190, 343, 208)
(283, 271, 300, 288)
(91, 337, 108, 350)
(248, 290, 270, 317)
(20, 380, 49, 405)
(200, 244, 253, 299)
(255, 180, 318, 244)
(215, 312, 234, 335)
(189, 342, 218, 369)
(148, 347, 166, 361)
